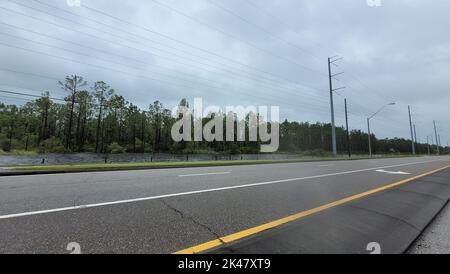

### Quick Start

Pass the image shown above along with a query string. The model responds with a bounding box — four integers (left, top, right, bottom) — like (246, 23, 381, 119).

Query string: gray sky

(0, 0, 449, 144)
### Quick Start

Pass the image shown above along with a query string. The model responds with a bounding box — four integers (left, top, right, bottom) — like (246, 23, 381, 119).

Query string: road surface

(408, 202, 450, 254)
(0, 156, 449, 254)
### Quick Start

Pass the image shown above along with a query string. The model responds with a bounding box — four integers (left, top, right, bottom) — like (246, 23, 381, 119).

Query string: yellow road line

(174, 164, 450, 254)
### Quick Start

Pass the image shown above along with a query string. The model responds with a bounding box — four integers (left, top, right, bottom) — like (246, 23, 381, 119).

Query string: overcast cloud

(0, 0, 449, 144)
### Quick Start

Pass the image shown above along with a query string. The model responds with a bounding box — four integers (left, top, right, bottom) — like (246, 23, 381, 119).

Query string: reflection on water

(0, 153, 301, 166)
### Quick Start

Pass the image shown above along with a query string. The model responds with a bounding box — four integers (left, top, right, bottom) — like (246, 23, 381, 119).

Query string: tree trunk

(95, 96, 104, 152)
(65, 78, 77, 151)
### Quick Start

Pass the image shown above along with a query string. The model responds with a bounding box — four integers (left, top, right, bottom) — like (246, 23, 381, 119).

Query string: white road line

(376, 169, 411, 175)
(0, 159, 442, 220)
(318, 164, 335, 167)
(178, 172, 231, 177)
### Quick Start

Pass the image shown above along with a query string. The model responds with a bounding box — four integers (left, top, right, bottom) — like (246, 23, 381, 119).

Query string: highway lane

(0, 156, 447, 216)
(0, 156, 449, 253)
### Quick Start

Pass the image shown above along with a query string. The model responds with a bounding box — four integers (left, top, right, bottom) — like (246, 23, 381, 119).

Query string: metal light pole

(413, 124, 418, 154)
(430, 134, 436, 154)
(408, 106, 416, 155)
(367, 103, 396, 157)
(344, 98, 351, 158)
(433, 121, 440, 155)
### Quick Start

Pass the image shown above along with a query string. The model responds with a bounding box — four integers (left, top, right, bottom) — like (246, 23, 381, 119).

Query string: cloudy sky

(0, 0, 449, 144)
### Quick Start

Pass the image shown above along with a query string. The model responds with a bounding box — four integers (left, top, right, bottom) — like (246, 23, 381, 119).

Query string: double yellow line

(174, 164, 450, 254)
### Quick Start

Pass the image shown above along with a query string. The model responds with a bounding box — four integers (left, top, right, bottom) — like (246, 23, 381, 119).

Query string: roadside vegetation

(12, 154, 424, 172)
(1, 75, 447, 157)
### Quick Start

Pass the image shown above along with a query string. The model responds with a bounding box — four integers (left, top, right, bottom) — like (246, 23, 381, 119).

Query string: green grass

(0, 150, 38, 156)
(10, 154, 424, 172)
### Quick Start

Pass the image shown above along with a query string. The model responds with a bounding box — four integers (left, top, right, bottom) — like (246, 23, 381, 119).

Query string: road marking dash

(178, 172, 231, 177)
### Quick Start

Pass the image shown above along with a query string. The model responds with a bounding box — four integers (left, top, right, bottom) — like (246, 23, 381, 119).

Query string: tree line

(0, 75, 446, 155)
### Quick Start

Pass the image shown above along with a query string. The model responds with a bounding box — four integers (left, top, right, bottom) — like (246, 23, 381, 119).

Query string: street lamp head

(368, 102, 396, 120)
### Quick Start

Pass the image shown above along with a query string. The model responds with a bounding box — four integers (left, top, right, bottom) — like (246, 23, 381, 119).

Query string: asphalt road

(0, 156, 449, 254)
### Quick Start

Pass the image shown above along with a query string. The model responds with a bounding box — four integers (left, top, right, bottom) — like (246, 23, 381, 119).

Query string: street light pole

(414, 124, 418, 154)
(344, 98, 351, 158)
(367, 103, 396, 157)
(367, 118, 372, 157)
(408, 106, 416, 155)
(433, 120, 440, 155)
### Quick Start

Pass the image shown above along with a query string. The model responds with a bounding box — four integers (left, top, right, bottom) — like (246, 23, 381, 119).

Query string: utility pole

(367, 118, 372, 157)
(408, 106, 416, 155)
(431, 134, 436, 154)
(344, 99, 351, 158)
(413, 124, 418, 154)
(367, 103, 396, 157)
(328, 56, 345, 156)
(427, 135, 431, 155)
(141, 111, 146, 153)
(434, 120, 440, 155)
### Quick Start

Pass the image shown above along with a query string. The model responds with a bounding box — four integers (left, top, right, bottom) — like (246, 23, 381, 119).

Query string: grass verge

(10, 154, 422, 172)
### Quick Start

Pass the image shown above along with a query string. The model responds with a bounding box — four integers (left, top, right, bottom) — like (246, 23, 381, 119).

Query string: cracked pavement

(160, 199, 225, 245)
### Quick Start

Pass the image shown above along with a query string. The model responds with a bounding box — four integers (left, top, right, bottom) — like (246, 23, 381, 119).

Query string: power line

(0, 94, 48, 103)
(19, 0, 326, 89)
(0, 2, 328, 96)
(0, 31, 226, 90)
(0, 37, 331, 111)
(244, 0, 339, 56)
(0, 4, 336, 113)
(0, 21, 329, 102)
(0, 67, 60, 82)
(241, 0, 395, 106)
(206, 0, 322, 62)
(0, 87, 104, 108)
(148, 0, 327, 78)
(80, 2, 327, 90)
(207, 0, 401, 129)
(0, 78, 334, 118)
(0, 89, 65, 102)
(0, 42, 199, 92)
(1, 0, 396, 122)
(0, 53, 333, 117)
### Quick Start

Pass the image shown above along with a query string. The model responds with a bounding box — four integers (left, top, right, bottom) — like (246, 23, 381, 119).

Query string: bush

(303, 149, 334, 157)
(0, 138, 20, 152)
(238, 147, 260, 154)
(1, 138, 12, 152)
(107, 142, 126, 154)
(83, 145, 96, 153)
(39, 137, 64, 153)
